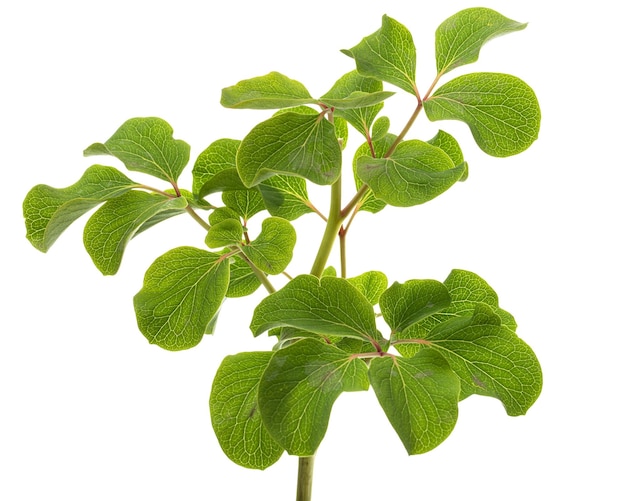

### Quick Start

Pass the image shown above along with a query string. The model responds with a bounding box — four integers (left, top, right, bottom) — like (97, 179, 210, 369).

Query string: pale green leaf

(209, 207, 241, 225)
(133, 247, 230, 351)
(356, 139, 465, 207)
(427, 129, 468, 181)
(347, 271, 388, 305)
(221, 72, 315, 109)
(369, 350, 459, 454)
(242, 217, 296, 274)
(226, 254, 262, 298)
(237, 112, 342, 187)
(371, 116, 390, 140)
(192, 139, 245, 197)
(342, 15, 417, 95)
(258, 339, 369, 455)
(436, 8, 527, 76)
(210, 352, 284, 469)
(23, 165, 137, 252)
(205, 219, 243, 249)
(423, 73, 541, 157)
(84, 191, 188, 275)
(84, 117, 190, 183)
(258, 175, 313, 221)
(222, 189, 266, 221)
(321, 91, 394, 110)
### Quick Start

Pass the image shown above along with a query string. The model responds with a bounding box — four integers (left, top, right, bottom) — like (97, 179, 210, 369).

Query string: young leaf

(371, 116, 390, 141)
(379, 280, 451, 333)
(236, 112, 342, 187)
(369, 350, 460, 454)
(225, 254, 262, 298)
(84, 117, 190, 183)
(222, 189, 266, 221)
(23, 165, 138, 252)
(209, 207, 241, 225)
(258, 339, 369, 455)
(192, 139, 245, 198)
(241, 217, 296, 274)
(257, 175, 313, 221)
(320, 91, 394, 110)
(210, 352, 284, 469)
(250, 275, 377, 342)
(84, 191, 188, 275)
(356, 139, 466, 207)
(133, 247, 230, 351)
(205, 219, 244, 249)
(427, 130, 468, 181)
(347, 271, 388, 306)
(436, 8, 527, 76)
(221, 72, 315, 109)
(423, 73, 541, 157)
(342, 15, 417, 95)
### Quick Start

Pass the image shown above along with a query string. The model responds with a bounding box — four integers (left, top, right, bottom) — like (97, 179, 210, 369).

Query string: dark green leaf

(258, 175, 313, 221)
(84, 117, 190, 183)
(369, 351, 459, 454)
(210, 352, 284, 469)
(23, 165, 138, 252)
(423, 73, 541, 157)
(192, 139, 245, 197)
(436, 8, 527, 76)
(241, 217, 296, 274)
(133, 247, 229, 351)
(84, 191, 188, 275)
(221, 72, 315, 109)
(237, 112, 342, 187)
(205, 219, 244, 249)
(258, 339, 369, 455)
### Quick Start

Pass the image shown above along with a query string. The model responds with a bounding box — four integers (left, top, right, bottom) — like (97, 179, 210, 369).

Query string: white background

(2, 0, 624, 499)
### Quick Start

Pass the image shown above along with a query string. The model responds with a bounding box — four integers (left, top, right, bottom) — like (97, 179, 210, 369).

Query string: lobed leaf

(423, 73, 541, 157)
(258, 339, 369, 455)
(84, 191, 188, 275)
(236, 112, 342, 187)
(84, 117, 190, 183)
(221, 72, 314, 109)
(241, 217, 296, 275)
(23, 165, 138, 252)
(192, 139, 245, 198)
(436, 8, 527, 76)
(210, 352, 284, 469)
(133, 247, 230, 351)
(369, 350, 459, 454)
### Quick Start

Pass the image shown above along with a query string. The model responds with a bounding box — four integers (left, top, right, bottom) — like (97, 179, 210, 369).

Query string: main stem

(310, 176, 343, 278)
(296, 456, 315, 501)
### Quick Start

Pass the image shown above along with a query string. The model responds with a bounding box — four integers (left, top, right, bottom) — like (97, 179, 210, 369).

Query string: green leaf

(347, 271, 388, 305)
(250, 275, 377, 342)
(226, 254, 262, 298)
(342, 15, 417, 95)
(221, 72, 315, 110)
(411, 305, 542, 416)
(258, 339, 369, 455)
(84, 117, 190, 183)
(356, 139, 466, 207)
(321, 91, 394, 110)
(23, 165, 138, 252)
(222, 189, 266, 221)
(237, 112, 342, 187)
(192, 139, 245, 198)
(321, 71, 387, 139)
(133, 247, 230, 351)
(423, 73, 541, 157)
(209, 207, 241, 225)
(427, 130, 468, 181)
(380, 280, 451, 333)
(210, 352, 284, 469)
(258, 175, 313, 221)
(371, 116, 390, 141)
(84, 191, 188, 275)
(436, 8, 527, 76)
(241, 217, 296, 274)
(352, 134, 396, 214)
(369, 351, 460, 454)
(205, 219, 244, 249)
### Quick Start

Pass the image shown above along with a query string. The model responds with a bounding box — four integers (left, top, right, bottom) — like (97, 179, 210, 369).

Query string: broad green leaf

(356, 139, 465, 207)
(423, 73, 541, 157)
(427, 130, 468, 181)
(250, 275, 377, 342)
(380, 280, 451, 333)
(352, 134, 396, 214)
(436, 8, 527, 76)
(210, 352, 284, 469)
(23, 165, 138, 252)
(237, 112, 342, 187)
(209, 207, 241, 225)
(321, 71, 386, 139)
(342, 15, 417, 95)
(241, 217, 295, 274)
(192, 139, 245, 197)
(222, 189, 266, 221)
(226, 254, 262, 298)
(221, 72, 315, 109)
(258, 175, 313, 221)
(258, 339, 369, 455)
(84, 191, 188, 275)
(347, 271, 388, 305)
(205, 219, 243, 249)
(84, 117, 190, 183)
(133, 247, 230, 351)
(412, 305, 542, 416)
(369, 350, 459, 454)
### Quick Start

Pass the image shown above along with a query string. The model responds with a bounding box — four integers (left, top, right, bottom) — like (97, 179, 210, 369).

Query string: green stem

(185, 206, 211, 232)
(296, 456, 315, 501)
(385, 98, 423, 158)
(310, 176, 343, 278)
(339, 226, 347, 278)
(237, 251, 276, 294)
